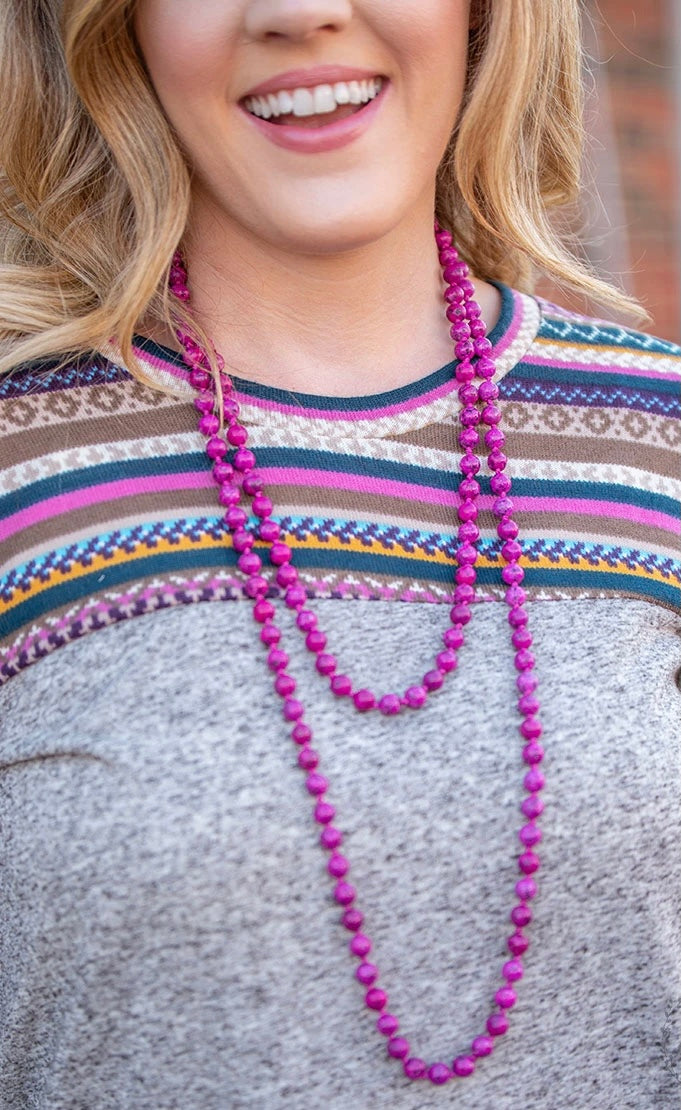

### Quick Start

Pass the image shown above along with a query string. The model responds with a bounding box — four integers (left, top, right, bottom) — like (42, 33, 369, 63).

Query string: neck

(177, 199, 501, 397)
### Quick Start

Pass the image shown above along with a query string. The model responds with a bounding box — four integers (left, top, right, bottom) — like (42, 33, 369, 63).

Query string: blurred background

(539, 0, 680, 342)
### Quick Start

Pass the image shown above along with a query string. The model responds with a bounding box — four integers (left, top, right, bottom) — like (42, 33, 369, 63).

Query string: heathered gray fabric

(0, 596, 680, 1110)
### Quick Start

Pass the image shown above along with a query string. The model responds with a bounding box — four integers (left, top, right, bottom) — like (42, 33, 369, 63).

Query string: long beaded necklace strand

(168, 221, 544, 1086)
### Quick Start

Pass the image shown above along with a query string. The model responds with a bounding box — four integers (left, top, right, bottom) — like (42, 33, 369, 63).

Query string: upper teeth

(244, 77, 383, 120)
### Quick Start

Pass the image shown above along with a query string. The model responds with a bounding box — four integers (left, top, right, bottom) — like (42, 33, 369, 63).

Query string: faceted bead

(492, 496, 514, 517)
(320, 826, 342, 849)
(285, 585, 307, 608)
(284, 699, 304, 721)
(306, 630, 327, 653)
(376, 1013, 399, 1035)
(497, 516, 519, 540)
(212, 460, 233, 484)
(436, 651, 457, 673)
(342, 908, 363, 931)
(356, 963, 378, 985)
(514, 649, 535, 671)
(206, 436, 228, 460)
(379, 694, 402, 716)
(253, 601, 275, 623)
(269, 542, 292, 565)
(510, 904, 532, 927)
(330, 674, 352, 697)
(260, 519, 281, 542)
(519, 823, 542, 846)
(267, 649, 289, 672)
(452, 1056, 475, 1077)
(276, 564, 298, 588)
(443, 626, 465, 649)
(387, 1037, 410, 1059)
(521, 794, 544, 819)
(423, 670, 444, 691)
(508, 607, 529, 629)
(454, 583, 475, 605)
(512, 628, 533, 651)
(502, 540, 523, 563)
(238, 551, 262, 576)
(427, 1063, 451, 1085)
(328, 854, 350, 878)
(219, 484, 240, 507)
(518, 692, 540, 715)
(506, 585, 527, 609)
(252, 494, 273, 518)
(523, 767, 545, 792)
(226, 423, 247, 445)
(487, 1013, 509, 1037)
(242, 471, 264, 495)
(515, 877, 537, 901)
(260, 623, 281, 644)
(305, 773, 328, 795)
(244, 575, 268, 599)
(365, 988, 387, 1010)
(198, 413, 219, 436)
(334, 882, 356, 905)
(225, 507, 247, 529)
(235, 446, 256, 472)
(510, 932, 530, 959)
(521, 717, 543, 740)
(471, 1035, 494, 1057)
(404, 685, 427, 708)
(232, 528, 254, 551)
(350, 934, 372, 957)
(449, 603, 471, 625)
(502, 959, 524, 981)
(503, 564, 525, 587)
(519, 850, 540, 874)
(354, 689, 376, 712)
(458, 477, 480, 499)
(404, 1058, 427, 1079)
(296, 609, 317, 631)
(315, 653, 337, 676)
(298, 748, 319, 771)
(495, 986, 517, 1009)
(292, 722, 312, 745)
(457, 500, 478, 523)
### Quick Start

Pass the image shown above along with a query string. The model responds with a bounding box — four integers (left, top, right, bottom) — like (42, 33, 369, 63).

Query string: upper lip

(241, 66, 385, 99)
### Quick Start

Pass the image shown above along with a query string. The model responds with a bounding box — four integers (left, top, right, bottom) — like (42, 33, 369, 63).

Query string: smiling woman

(0, 2, 680, 1109)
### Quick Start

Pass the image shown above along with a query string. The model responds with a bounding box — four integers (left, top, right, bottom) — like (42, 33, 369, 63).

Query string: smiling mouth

(242, 77, 384, 129)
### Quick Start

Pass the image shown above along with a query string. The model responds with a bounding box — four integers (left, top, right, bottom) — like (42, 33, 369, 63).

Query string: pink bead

(476, 356, 495, 378)
(487, 1013, 509, 1037)
(350, 934, 372, 957)
(443, 626, 465, 649)
(510, 932, 530, 959)
(206, 435, 227, 459)
(423, 670, 444, 691)
(306, 630, 327, 653)
(376, 1013, 399, 1035)
(244, 575, 268, 599)
(521, 794, 544, 819)
(259, 519, 281, 542)
(298, 748, 319, 771)
(306, 773, 328, 795)
(503, 564, 525, 587)
(459, 427, 479, 449)
(449, 603, 471, 625)
(253, 601, 275, 623)
(452, 1056, 475, 1077)
(503, 539, 523, 563)
(320, 826, 342, 849)
(365, 988, 387, 1010)
(478, 378, 498, 401)
(506, 584, 526, 608)
(459, 477, 480, 499)
(502, 959, 524, 981)
(292, 722, 312, 745)
(497, 516, 519, 540)
(226, 423, 247, 446)
(436, 650, 457, 673)
(188, 367, 210, 389)
(514, 649, 535, 671)
(296, 609, 317, 631)
(471, 1035, 494, 1057)
(341, 908, 363, 931)
(404, 1058, 427, 1079)
(285, 585, 307, 608)
(404, 685, 427, 708)
(267, 649, 289, 672)
(378, 694, 402, 716)
(219, 484, 240, 507)
(495, 986, 517, 1009)
(212, 459, 233, 484)
(198, 413, 219, 436)
(260, 622, 281, 644)
(387, 1037, 410, 1059)
(233, 447, 256, 472)
(521, 716, 543, 740)
(328, 854, 349, 878)
(523, 767, 545, 792)
(242, 471, 264, 495)
(493, 496, 513, 517)
(270, 542, 292, 565)
(225, 506, 247, 529)
(232, 528, 254, 551)
(356, 962, 378, 985)
(518, 692, 539, 715)
(454, 583, 475, 605)
(315, 653, 337, 676)
(519, 823, 542, 846)
(238, 551, 262, 576)
(276, 564, 297, 588)
(457, 500, 478, 522)
(481, 404, 501, 426)
(283, 698, 304, 721)
(515, 877, 537, 901)
(485, 425, 504, 448)
(510, 904, 532, 927)
(334, 882, 355, 905)
(522, 741, 544, 765)
(427, 1063, 451, 1085)
(519, 850, 540, 874)
(353, 689, 376, 711)
(330, 674, 352, 697)
(252, 494, 273, 518)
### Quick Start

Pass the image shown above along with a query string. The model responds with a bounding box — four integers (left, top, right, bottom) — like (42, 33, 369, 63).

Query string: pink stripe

(0, 472, 212, 542)
(498, 495, 679, 534)
(524, 352, 675, 381)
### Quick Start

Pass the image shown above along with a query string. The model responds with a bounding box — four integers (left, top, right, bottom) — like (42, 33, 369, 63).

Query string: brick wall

(539, 0, 680, 341)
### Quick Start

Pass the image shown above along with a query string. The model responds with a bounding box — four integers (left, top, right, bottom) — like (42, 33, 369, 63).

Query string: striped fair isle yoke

(1, 284, 679, 684)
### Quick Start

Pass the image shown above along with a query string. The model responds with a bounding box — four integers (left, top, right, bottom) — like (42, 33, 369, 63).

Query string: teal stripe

(514, 361, 680, 394)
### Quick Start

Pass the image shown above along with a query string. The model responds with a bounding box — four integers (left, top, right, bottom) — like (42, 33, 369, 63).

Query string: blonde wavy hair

(0, 0, 643, 379)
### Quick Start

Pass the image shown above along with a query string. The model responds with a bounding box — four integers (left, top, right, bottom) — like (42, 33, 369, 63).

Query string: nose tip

(244, 0, 353, 41)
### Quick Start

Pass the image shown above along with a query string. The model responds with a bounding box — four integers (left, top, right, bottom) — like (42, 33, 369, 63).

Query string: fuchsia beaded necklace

(169, 222, 544, 1087)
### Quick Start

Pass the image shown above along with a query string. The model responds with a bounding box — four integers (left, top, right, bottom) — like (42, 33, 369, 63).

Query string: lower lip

(240, 82, 388, 154)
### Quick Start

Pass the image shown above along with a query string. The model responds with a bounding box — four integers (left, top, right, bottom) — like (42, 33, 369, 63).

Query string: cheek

(134, 2, 238, 103)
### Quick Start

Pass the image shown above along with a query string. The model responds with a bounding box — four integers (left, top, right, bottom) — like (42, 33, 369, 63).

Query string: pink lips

(239, 66, 388, 154)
